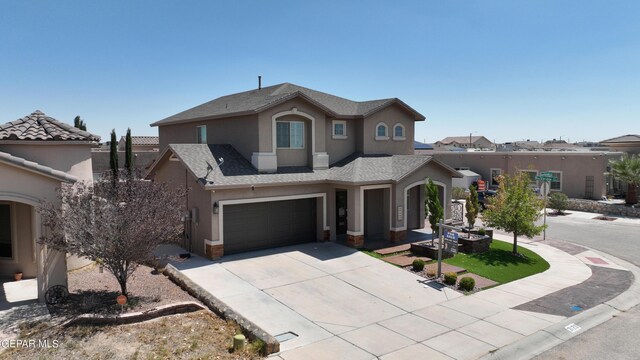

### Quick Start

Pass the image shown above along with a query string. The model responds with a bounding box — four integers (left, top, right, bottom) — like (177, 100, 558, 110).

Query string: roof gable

(0, 110, 100, 142)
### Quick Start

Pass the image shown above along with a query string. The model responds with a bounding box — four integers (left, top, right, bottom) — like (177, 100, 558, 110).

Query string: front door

(336, 190, 348, 235)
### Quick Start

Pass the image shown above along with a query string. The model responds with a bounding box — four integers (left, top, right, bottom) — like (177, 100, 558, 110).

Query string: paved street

(531, 211, 640, 359)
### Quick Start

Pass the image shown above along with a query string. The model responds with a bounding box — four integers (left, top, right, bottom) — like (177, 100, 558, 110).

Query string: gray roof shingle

(600, 134, 640, 144)
(0, 151, 78, 182)
(163, 144, 438, 188)
(151, 83, 425, 126)
(0, 110, 101, 142)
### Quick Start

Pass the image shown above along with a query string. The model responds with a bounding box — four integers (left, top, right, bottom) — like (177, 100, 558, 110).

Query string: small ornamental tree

(483, 172, 546, 255)
(548, 192, 569, 215)
(39, 173, 186, 296)
(465, 185, 480, 235)
(109, 129, 118, 179)
(610, 154, 640, 205)
(73, 115, 87, 131)
(425, 179, 444, 246)
(124, 128, 133, 174)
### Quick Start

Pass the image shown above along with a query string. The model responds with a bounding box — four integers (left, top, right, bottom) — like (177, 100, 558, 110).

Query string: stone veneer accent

(389, 230, 407, 242)
(567, 199, 640, 218)
(346, 234, 364, 248)
(205, 244, 224, 259)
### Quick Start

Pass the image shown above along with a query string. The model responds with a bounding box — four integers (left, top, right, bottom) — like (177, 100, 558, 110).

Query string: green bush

(458, 276, 475, 291)
(412, 259, 425, 271)
(477, 227, 486, 236)
(443, 271, 457, 285)
(548, 192, 569, 214)
(452, 187, 467, 200)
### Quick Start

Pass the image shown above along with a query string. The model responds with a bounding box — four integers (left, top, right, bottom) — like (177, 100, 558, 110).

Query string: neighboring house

(92, 135, 160, 179)
(147, 83, 461, 259)
(0, 110, 99, 300)
(422, 151, 624, 199)
(117, 135, 159, 152)
(414, 140, 434, 151)
(600, 134, 640, 155)
(435, 135, 493, 150)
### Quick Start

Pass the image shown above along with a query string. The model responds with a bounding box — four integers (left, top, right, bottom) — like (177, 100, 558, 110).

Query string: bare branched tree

(39, 172, 186, 296)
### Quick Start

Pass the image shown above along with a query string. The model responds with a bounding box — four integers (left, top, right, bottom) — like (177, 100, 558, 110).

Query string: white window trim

(490, 168, 502, 187)
(520, 170, 539, 187)
(392, 123, 406, 141)
(332, 120, 347, 139)
(0, 201, 18, 262)
(276, 120, 305, 149)
(196, 125, 207, 144)
(375, 122, 389, 141)
(547, 170, 563, 192)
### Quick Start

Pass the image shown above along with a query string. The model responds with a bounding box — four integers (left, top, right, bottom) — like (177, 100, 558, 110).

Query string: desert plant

(412, 259, 425, 271)
(483, 172, 546, 255)
(609, 154, 640, 205)
(39, 173, 186, 296)
(443, 271, 457, 285)
(458, 276, 475, 291)
(425, 179, 444, 246)
(452, 187, 466, 200)
(548, 192, 569, 214)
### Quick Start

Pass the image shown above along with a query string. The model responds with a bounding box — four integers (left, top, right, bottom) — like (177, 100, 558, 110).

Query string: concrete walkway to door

(168, 242, 462, 355)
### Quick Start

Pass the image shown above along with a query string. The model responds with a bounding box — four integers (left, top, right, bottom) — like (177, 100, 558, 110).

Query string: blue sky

(1, 1, 638, 143)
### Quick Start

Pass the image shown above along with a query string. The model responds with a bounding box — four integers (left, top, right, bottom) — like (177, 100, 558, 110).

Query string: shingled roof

(600, 134, 640, 144)
(150, 144, 459, 189)
(151, 83, 425, 126)
(0, 110, 100, 142)
(119, 135, 159, 145)
(0, 151, 78, 182)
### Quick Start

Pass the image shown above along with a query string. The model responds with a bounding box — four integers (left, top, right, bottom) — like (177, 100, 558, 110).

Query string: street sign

(536, 172, 558, 183)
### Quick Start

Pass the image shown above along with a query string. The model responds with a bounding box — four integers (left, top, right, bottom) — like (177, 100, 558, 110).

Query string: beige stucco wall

(0, 162, 67, 298)
(152, 158, 211, 254)
(428, 152, 621, 199)
(273, 114, 312, 167)
(325, 119, 358, 165)
(0, 143, 94, 182)
(363, 105, 415, 155)
(158, 114, 260, 161)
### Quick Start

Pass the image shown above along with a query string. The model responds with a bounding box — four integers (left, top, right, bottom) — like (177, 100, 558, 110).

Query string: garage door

(223, 198, 317, 254)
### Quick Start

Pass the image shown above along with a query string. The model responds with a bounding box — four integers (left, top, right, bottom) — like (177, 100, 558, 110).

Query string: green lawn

(444, 240, 550, 284)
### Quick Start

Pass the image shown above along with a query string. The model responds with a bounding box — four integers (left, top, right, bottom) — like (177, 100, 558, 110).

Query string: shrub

(443, 271, 457, 285)
(412, 259, 425, 271)
(426, 268, 437, 278)
(458, 276, 475, 291)
(548, 192, 569, 214)
(452, 187, 467, 200)
(477, 227, 486, 236)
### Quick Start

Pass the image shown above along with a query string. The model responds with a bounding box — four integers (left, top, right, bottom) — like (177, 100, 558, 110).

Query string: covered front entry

(223, 198, 317, 254)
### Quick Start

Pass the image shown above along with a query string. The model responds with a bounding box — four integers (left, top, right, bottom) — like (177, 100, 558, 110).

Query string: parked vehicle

(477, 190, 497, 210)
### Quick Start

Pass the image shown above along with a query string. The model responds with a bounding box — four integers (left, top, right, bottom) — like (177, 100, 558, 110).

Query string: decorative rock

(567, 199, 640, 218)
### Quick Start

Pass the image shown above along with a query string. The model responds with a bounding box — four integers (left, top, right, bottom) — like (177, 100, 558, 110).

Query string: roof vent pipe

(258, 76, 262, 90)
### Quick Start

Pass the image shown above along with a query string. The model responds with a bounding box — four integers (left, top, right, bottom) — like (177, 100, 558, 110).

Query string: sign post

(436, 221, 463, 279)
(536, 172, 558, 241)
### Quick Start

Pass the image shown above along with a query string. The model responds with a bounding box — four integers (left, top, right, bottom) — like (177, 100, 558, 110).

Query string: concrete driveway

(170, 242, 462, 358)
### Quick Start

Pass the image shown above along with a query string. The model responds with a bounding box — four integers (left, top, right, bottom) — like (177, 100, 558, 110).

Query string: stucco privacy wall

(363, 104, 415, 155)
(152, 158, 212, 255)
(158, 114, 260, 161)
(430, 152, 622, 199)
(0, 144, 94, 182)
(0, 162, 67, 298)
(393, 161, 453, 230)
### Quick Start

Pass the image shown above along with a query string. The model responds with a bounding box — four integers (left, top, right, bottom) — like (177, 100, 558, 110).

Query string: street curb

(480, 245, 640, 360)
(163, 264, 280, 354)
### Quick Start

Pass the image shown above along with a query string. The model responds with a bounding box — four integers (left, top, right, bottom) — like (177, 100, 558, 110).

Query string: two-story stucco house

(147, 83, 460, 259)
(0, 111, 99, 300)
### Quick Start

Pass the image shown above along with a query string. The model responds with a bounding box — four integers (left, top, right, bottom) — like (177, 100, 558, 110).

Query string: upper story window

(332, 120, 347, 139)
(0, 203, 13, 259)
(375, 122, 389, 140)
(276, 121, 304, 149)
(196, 125, 207, 144)
(393, 124, 405, 140)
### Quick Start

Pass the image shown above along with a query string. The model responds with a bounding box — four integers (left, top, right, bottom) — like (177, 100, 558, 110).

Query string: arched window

(393, 124, 405, 140)
(375, 122, 389, 140)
